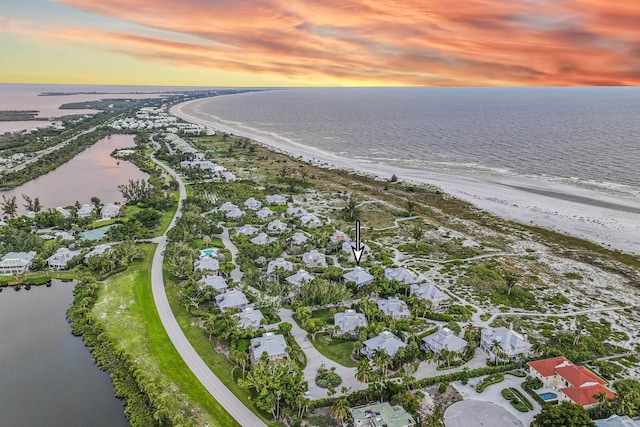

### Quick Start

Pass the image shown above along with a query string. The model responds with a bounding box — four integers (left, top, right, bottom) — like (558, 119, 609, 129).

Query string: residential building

(342, 267, 375, 288)
(76, 204, 94, 218)
(215, 288, 250, 311)
(47, 248, 81, 270)
(290, 232, 308, 245)
(302, 249, 327, 268)
(84, 244, 110, 259)
(249, 332, 288, 362)
(300, 213, 323, 228)
(480, 327, 532, 361)
(409, 283, 452, 311)
(267, 257, 294, 276)
(334, 309, 367, 337)
(377, 297, 411, 319)
(595, 415, 640, 427)
(194, 257, 219, 273)
(285, 269, 315, 287)
(384, 267, 418, 284)
(100, 203, 120, 219)
(422, 328, 468, 355)
(235, 307, 264, 330)
(222, 171, 236, 181)
(0, 251, 36, 275)
(350, 402, 416, 427)
(56, 207, 72, 218)
(286, 206, 308, 217)
(226, 207, 245, 219)
(198, 275, 228, 293)
(244, 197, 262, 210)
(330, 230, 351, 244)
(528, 356, 616, 408)
(362, 331, 407, 358)
(250, 233, 274, 245)
(236, 224, 260, 236)
(267, 219, 287, 233)
(219, 202, 238, 212)
(256, 207, 274, 220)
(266, 195, 287, 205)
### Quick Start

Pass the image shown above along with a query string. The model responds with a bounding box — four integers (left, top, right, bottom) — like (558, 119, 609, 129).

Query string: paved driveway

(445, 400, 523, 427)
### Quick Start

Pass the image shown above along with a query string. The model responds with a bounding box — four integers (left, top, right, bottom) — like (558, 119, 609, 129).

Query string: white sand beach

(172, 98, 640, 254)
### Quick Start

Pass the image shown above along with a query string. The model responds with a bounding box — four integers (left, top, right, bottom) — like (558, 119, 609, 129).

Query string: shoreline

(171, 97, 640, 254)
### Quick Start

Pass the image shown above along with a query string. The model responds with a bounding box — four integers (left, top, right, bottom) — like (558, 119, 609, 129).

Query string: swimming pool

(200, 248, 219, 258)
(539, 392, 558, 401)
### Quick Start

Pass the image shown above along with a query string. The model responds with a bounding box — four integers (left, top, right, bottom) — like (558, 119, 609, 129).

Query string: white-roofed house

(302, 249, 327, 268)
(480, 327, 532, 361)
(377, 297, 411, 319)
(267, 219, 287, 234)
(342, 266, 375, 288)
(286, 206, 308, 217)
(256, 207, 274, 220)
(219, 202, 238, 212)
(422, 327, 468, 355)
(290, 232, 308, 246)
(0, 251, 36, 275)
(267, 257, 294, 277)
(341, 241, 370, 260)
(56, 207, 72, 218)
(194, 257, 220, 274)
(410, 283, 452, 311)
(198, 275, 228, 293)
(244, 197, 262, 210)
(362, 331, 407, 359)
(226, 207, 245, 219)
(266, 195, 287, 205)
(235, 307, 264, 330)
(250, 233, 274, 245)
(76, 204, 95, 218)
(334, 309, 367, 337)
(215, 288, 250, 311)
(236, 224, 260, 236)
(300, 213, 323, 228)
(47, 248, 81, 270)
(100, 203, 120, 219)
(384, 267, 418, 284)
(285, 269, 315, 287)
(250, 332, 288, 363)
(84, 244, 110, 260)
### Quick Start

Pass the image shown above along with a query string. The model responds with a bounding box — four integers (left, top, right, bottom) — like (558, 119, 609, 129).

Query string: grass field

(0, 270, 76, 285)
(93, 243, 239, 426)
(310, 333, 358, 368)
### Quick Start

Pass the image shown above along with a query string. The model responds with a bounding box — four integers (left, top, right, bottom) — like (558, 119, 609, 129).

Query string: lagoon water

(0, 280, 129, 427)
(1, 134, 148, 213)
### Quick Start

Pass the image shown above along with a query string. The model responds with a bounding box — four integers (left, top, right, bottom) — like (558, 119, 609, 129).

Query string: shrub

(315, 370, 342, 388)
(438, 382, 449, 393)
(476, 373, 505, 392)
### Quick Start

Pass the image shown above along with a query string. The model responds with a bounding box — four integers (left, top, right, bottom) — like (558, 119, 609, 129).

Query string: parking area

(445, 400, 523, 427)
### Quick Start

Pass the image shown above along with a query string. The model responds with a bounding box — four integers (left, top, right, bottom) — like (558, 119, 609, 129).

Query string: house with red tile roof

(528, 356, 615, 408)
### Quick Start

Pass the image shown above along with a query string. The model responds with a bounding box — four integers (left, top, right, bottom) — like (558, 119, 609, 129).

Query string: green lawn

(0, 270, 76, 285)
(163, 273, 281, 426)
(93, 244, 239, 427)
(158, 189, 180, 234)
(310, 308, 335, 324)
(309, 333, 358, 368)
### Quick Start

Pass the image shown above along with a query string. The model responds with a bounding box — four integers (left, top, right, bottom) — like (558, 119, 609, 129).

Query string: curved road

(149, 150, 266, 427)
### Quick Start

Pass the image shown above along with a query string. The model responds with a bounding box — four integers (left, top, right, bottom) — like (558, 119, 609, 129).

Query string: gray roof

(215, 289, 249, 311)
(199, 275, 228, 291)
(194, 257, 219, 272)
(219, 202, 238, 212)
(285, 269, 315, 286)
(300, 213, 322, 227)
(235, 308, 264, 329)
(385, 267, 418, 284)
(330, 230, 351, 244)
(250, 233, 274, 245)
(85, 244, 110, 259)
(226, 207, 245, 218)
(267, 219, 287, 232)
(342, 267, 375, 286)
(266, 195, 287, 205)
(47, 248, 81, 264)
(237, 224, 260, 236)
(250, 332, 287, 360)
(291, 232, 308, 245)
(422, 328, 468, 353)
(363, 331, 407, 358)
(410, 283, 449, 302)
(595, 415, 640, 427)
(377, 297, 411, 318)
(256, 207, 274, 219)
(267, 258, 294, 276)
(302, 249, 327, 267)
(334, 310, 367, 335)
(244, 197, 262, 210)
(481, 327, 531, 357)
(0, 251, 36, 267)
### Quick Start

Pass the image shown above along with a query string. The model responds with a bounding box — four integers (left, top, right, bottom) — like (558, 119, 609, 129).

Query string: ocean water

(187, 87, 640, 193)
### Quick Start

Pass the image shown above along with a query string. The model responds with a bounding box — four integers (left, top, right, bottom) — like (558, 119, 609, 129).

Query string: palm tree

(331, 397, 350, 426)
(410, 223, 424, 249)
(373, 349, 393, 376)
(490, 339, 503, 364)
(593, 390, 608, 418)
(405, 199, 416, 216)
(356, 359, 373, 383)
(353, 340, 363, 358)
(342, 194, 359, 220)
(425, 405, 446, 427)
(503, 271, 520, 296)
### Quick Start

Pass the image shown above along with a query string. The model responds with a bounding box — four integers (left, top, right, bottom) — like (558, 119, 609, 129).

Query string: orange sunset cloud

(3, 0, 640, 86)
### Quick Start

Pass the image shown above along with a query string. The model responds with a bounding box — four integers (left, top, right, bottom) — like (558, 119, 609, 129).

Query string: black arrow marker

(351, 220, 364, 264)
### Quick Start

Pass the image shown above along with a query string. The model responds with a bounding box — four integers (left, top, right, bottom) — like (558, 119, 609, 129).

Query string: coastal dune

(171, 98, 640, 255)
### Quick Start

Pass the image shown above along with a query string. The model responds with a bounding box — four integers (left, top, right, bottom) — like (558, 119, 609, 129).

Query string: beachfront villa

(422, 328, 468, 355)
(350, 402, 416, 427)
(100, 203, 120, 219)
(285, 269, 315, 287)
(267, 219, 288, 233)
(384, 267, 418, 284)
(250, 233, 274, 245)
(235, 307, 264, 330)
(244, 197, 262, 210)
(528, 356, 615, 408)
(84, 245, 111, 260)
(266, 195, 287, 205)
(198, 275, 228, 293)
(250, 332, 288, 363)
(290, 232, 308, 246)
(76, 204, 94, 218)
(334, 309, 367, 337)
(215, 289, 250, 311)
(377, 297, 411, 319)
(267, 258, 294, 277)
(342, 266, 375, 288)
(302, 249, 327, 268)
(362, 331, 407, 359)
(480, 326, 532, 361)
(0, 251, 37, 275)
(409, 283, 452, 311)
(46, 248, 81, 270)
(56, 207, 72, 218)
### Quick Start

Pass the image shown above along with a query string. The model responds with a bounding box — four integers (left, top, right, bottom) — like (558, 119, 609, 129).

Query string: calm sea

(187, 87, 640, 194)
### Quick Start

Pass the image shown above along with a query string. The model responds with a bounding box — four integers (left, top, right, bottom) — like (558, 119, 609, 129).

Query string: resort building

(409, 283, 452, 311)
(285, 269, 315, 287)
(250, 332, 288, 363)
(528, 356, 615, 408)
(266, 195, 287, 205)
(422, 328, 468, 355)
(100, 203, 120, 219)
(302, 249, 327, 268)
(290, 232, 308, 246)
(235, 307, 264, 330)
(362, 331, 407, 359)
(384, 267, 418, 284)
(334, 309, 367, 337)
(377, 297, 411, 319)
(480, 327, 532, 361)
(267, 258, 294, 277)
(250, 233, 274, 245)
(0, 251, 37, 275)
(46, 248, 81, 270)
(267, 220, 288, 233)
(342, 267, 375, 288)
(236, 224, 260, 236)
(256, 207, 274, 220)
(198, 275, 228, 293)
(215, 289, 250, 311)
(350, 402, 416, 427)
(244, 197, 262, 210)
(76, 204, 94, 218)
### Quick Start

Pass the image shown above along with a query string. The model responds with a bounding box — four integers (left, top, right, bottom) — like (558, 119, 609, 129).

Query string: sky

(1, 0, 639, 86)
